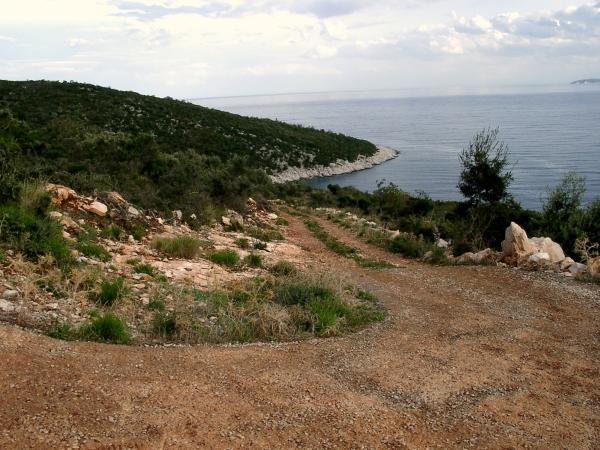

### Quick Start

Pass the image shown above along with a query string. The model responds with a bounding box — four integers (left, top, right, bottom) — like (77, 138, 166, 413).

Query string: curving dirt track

(1, 213, 599, 449)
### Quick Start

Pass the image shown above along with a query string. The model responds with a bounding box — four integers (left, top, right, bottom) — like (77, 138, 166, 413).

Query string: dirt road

(1, 213, 599, 449)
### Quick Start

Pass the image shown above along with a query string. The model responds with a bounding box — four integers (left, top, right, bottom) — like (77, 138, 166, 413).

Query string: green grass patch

(208, 249, 240, 267)
(101, 224, 123, 240)
(78, 312, 130, 344)
(89, 277, 127, 306)
(269, 260, 297, 276)
(244, 253, 262, 267)
(133, 262, 155, 276)
(151, 235, 201, 258)
(234, 238, 250, 249)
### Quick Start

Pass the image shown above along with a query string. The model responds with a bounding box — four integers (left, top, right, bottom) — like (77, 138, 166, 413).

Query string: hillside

(0, 80, 377, 217)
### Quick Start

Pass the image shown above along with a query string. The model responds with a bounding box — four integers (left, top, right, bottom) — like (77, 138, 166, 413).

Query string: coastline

(270, 146, 399, 183)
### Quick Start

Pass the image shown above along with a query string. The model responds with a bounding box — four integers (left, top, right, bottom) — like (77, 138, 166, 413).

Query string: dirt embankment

(1, 212, 599, 449)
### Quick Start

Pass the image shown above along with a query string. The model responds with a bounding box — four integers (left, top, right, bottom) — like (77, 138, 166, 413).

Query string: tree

(458, 127, 513, 205)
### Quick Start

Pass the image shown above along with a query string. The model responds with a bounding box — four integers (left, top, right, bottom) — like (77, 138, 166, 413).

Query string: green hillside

(0, 80, 376, 216)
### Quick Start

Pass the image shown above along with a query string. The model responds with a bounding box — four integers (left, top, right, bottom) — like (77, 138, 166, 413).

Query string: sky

(1, 0, 599, 98)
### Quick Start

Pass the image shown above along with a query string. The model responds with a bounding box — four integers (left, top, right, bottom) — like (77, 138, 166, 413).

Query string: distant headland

(571, 79, 600, 85)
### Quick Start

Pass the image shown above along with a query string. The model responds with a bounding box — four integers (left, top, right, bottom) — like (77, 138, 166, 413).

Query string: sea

(195, 85, 600, 210)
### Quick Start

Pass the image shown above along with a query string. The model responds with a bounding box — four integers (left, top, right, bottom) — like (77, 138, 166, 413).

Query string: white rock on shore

(270, 146, 399, 183)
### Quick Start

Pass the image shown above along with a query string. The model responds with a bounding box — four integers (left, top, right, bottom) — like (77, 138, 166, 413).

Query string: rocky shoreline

(270, 146, 399, 183)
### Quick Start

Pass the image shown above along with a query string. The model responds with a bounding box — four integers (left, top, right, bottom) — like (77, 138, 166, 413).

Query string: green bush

(90, 277, 127, 306)
(101, 224, 123, 240)
(235, 238, 250, 249)
(133, 262, 155, 276)
(78, 312, 130, 344)
(76, 240, 111, 262)
(275, 217, 289, 226)
(46, 320, 75, 340)
(388, 235, 428, 258)
(208, 249, 240, 267)
(253, 241, 267, 250)
(152, 311, 178, 338)
(129, 223, 146, 241)
(151, 235, 201, 258)
(244, 253, 262, 267)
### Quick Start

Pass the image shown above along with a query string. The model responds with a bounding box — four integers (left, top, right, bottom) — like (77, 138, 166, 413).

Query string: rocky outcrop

(270, 146, 399, 183)
(502, 222, 565, 264)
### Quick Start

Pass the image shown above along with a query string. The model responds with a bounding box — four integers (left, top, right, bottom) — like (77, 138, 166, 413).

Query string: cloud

(0, 35, 17, 43)
(112, 1, 233, 20)
(286, 0, 366, 18)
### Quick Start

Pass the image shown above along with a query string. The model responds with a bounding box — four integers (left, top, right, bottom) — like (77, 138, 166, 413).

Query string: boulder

(570, 262, 587, 278)
(529, 237, 565, 263)
(456, 248, 496, 265)
(49, 211, 63, 220)
(108, 191, 127, 204)
(560, 257, 575, 271)
(528, 252, 550, 264)
(46, 183, 77, 205)
(1, 290, 19, 300)
(436, 238, 449, 249)
(589, 257, 600, 279)
(127, 206, 141, 217)
(502, 222, 536, 259)
(172, 210, 183, 221)
(267, 213, 278, 220)
(221, 216, 231, 227)
(83, 201, 108, 217)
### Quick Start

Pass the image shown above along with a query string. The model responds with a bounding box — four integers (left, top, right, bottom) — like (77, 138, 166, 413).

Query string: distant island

(571, 79, 600, 85)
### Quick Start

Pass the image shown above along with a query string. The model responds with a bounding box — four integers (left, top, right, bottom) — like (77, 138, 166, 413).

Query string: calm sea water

(195, 85, 600, 210)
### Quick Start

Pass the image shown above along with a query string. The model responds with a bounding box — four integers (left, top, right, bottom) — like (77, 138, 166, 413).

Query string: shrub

(78, 312, 130, 344)
(253, 241, 267, 250)
(76, 240, 111, 262)
(244, 253, 262, 267)
(90, 277, 127, 306)
(133, 262, 155, 276)
(101, 224, 123, 240)
(247, 226, 283, 242)
(18, 180, 51, 214)
(129, 223, 146, 241)
(275, 217, 289, 226)
(208, 249, 240, 267)
(234, 238, 250, 249)
(152, 312, 178, 338)
(151, 235, 201, 258)
(428, 245, 450, 265)
(147, 295, 166, 311)
(388, 234, 428, 258)
(269, 260, 297, 276)
(224, 221, 244, 232)
(46, 320, 75, 340)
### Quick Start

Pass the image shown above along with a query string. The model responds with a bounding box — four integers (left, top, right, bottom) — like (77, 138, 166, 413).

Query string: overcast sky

(1, 1, 599, 98)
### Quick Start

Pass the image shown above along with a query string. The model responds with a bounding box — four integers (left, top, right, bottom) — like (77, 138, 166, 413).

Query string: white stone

(570, 262, 587, 277)
(436, 238, 449, 249)
(49, 211, 63, 220)
(529, 237, 565, 263)
(560, 257, 576, 271)
(502, 222, 536, 259)
(127, 206, 140, 217)
(221, 216, 231, 226)
(267, 213, 278, 220)
(84, 201, 108, 217)
(172, 210, 183, 221)
(528, 252, 551, 264)
(0, 299, 18, 312)
(1, 290, 19, 300)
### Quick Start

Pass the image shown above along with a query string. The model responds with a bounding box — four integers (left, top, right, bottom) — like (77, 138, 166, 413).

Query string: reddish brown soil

(1, 212, 599, 449)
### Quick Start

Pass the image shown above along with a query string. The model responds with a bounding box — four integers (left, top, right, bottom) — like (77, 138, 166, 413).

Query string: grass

(133, 262, 155, 276)
(129, 223, 146, 241)
(151, 235, 201, 258)
(78, 312, 130, 344)
(90, 277, 127, 306)
(76, 241, 111, 262)
(234, 237, 250, 249)
(275, 217, 289, 226)
(269, 260, 297, 276)
(152, 311, 178, 338)
(208, 249, 240, 267)
(101, 224, 123, 240)
(244, 253, 262, 267)
(253, 241, 267, 250)
(247, 226, 284, 242)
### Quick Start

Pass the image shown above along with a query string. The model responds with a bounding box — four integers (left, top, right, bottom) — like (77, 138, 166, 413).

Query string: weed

(90, 277, 127, 306)
(275, 217, 289, 226)
(253, 241, 267, 251)
(129, 223, 146, 241)
(428, 246, 450, 265)
(126, 257, 141, 265)
(208, 249, 240, 267)
(247, 226, 283, 242)
(151, 235, 201, 258)
(153, 311, 178, 338)
(224, 221, 244, 232)
(234, 238, 250, 249)
(101, 224, 123, 240)
(244, 253, 262, 267)
(269, 260, 297, 276)
(148, 296, 166, 311)
(46, 320, 75, 340)
(78, 312, 130, 344)
(133, 262, 155, 276)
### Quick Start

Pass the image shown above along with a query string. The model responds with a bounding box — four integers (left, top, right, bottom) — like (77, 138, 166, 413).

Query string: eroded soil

(1, 212, 599, 449)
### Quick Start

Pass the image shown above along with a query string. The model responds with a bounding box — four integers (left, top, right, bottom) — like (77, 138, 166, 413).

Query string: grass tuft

(151, 235, 201, 258)
(208, 249, 240, 267)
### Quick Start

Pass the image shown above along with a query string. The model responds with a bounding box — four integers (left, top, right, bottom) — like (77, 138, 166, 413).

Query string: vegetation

(244, 253, 263, 267)
(208, 249, 240, 267)
(90, 277, 127, 306)
(151, 235, 202, 259)
(78, 312, 130, 344)
(0, 80, 376, 219)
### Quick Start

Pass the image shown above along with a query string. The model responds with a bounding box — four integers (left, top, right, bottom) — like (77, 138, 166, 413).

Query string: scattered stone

(529, 252, 550, 264)
(49, 211, 63, 220)
(560, 257, 575, 271)
(84, 201, 108, 217)
(1, 290, 19, 300)
(127, 206, 140, 217)
(222, 216, 231, 227)
(46, 183, 77, 205)
(0, 299, 19, 312)
(108, 191, 127, 204)
(267, 213, 278, 220)
(570, 262, 587, 278)
(588, 257, 600, 279)
(436, 238, 449, 249)
(173, 210, 183, 221)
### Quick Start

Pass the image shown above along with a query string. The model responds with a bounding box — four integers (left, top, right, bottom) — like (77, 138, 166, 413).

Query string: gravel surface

(1, 212, 599, 449)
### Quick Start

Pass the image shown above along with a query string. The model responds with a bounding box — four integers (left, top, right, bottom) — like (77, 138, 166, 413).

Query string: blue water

(195, 85, 600, 210)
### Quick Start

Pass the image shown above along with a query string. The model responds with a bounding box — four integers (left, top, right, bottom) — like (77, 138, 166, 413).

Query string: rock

(172, 210, 183, 221)
(227, 210, 244, 225)
(49, 211, 63, 220)
(456, 252, 475, 264)
(389, 230, 401, 239)
(221, 216, 231, 227)
(436, 238, 449, 249)
(423, 251, 433, 261)
(1, 290, 19, 300)
(128, 235, 135, 244)
(502, 222, 536, 260)
(108, 191, 127, 204)
(267, 213, 278, 220)
(528, 252, 551, 264)
(190, 214, 197, 220)
(529, 237, 565, 263)
(560, 257, 575, 271)
(456, 249, 495, 265)
(83, 201, 108, 217)
(46, 183, 77, 205)
(0, 299, 19, 312)
(589, 257, 600, 279)
(570, 262, 587, 277)
(62, 231, 71, 239)
(127, 206, 140, 217)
